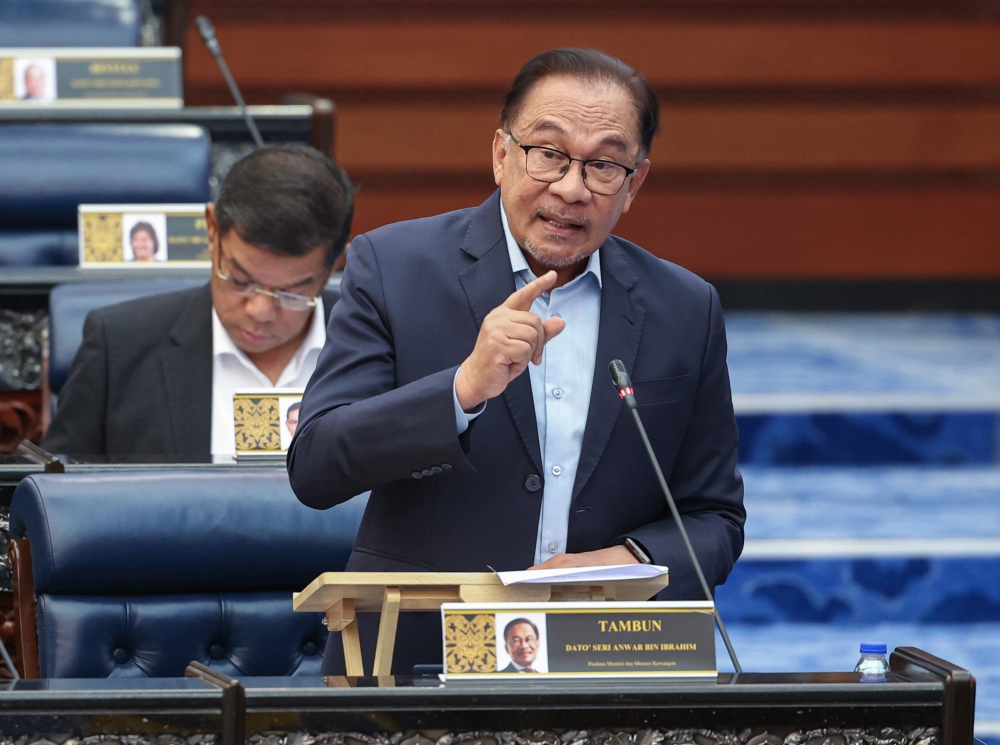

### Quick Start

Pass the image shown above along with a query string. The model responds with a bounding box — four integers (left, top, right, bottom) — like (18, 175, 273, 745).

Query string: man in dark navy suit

(288, 48, 745, 674)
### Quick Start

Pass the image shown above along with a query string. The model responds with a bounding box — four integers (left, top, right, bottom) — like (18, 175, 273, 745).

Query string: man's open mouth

(538, 212, 587, 231)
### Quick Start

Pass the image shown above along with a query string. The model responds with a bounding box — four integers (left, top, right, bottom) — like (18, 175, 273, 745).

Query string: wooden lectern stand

(293, 571, 669, 677)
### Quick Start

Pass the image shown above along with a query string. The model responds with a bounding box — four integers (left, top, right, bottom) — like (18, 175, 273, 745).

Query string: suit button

(422, 469, 434, 477)
(524, 475, 542, 492)
(430, 466, 443, 474)
(412, 472, 423, 479)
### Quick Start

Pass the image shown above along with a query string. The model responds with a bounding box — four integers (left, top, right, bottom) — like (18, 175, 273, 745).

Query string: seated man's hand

(455, 271, 565, 411)
(528, 545, 637, 571)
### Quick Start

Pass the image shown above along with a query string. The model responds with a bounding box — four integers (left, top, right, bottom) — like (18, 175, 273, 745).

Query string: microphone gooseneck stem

(627, 404, 743, 675)
(213, 52, 264, 147)
(197, 16, 264, 148)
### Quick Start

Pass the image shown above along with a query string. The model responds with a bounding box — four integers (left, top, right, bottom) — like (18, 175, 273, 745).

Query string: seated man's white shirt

(210, 298, 326, 456)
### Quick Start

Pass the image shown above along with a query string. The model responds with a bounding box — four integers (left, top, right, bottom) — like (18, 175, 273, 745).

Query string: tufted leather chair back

(9, 470, 367, 678)
(0, 124, 211, 266)
(0, 0, 143, 47)
(48, 279, 207, 395)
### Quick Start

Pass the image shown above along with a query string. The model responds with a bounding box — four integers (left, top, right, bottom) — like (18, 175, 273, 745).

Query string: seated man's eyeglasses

(215, 247, 320, 312)
(508, 133, 637, 196)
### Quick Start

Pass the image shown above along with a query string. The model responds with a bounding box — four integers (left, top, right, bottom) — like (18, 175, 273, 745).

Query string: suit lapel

(458, 191, 543, 474)
(161, 285, 214, 456)
(572, 239, 644, 499)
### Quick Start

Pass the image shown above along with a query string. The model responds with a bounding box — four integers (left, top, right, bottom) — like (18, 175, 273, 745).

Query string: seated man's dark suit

(43, 284, 339, 457)
(289, 190, 745, 674)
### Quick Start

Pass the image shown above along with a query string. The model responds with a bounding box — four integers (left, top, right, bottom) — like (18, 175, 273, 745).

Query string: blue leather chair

(0, 231, 78, 268)
(0, 125, 211, 266)
(0, 0, 142, 47)
(48, 279, 207, 396)
(9, 469, 367, 678)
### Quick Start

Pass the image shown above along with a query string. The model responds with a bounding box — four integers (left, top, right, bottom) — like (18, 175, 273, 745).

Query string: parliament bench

(48, 278, 206, 397)
(0, 124, 211, 267)
(0, 0, 143, 47)
(7, 468, 367, 678)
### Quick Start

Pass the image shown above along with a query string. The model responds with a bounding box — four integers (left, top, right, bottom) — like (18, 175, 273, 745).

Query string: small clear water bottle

(854, 642, 889, 682)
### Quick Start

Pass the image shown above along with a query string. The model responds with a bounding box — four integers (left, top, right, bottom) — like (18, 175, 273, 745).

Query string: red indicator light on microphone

(618, 387, 634, 399)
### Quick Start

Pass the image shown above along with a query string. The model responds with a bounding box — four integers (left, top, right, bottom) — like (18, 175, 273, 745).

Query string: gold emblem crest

(0, 59, 14, 101)
(234, 396, 281, 451)
(82, 213, 125, 263)
(444, 613, 497, 673)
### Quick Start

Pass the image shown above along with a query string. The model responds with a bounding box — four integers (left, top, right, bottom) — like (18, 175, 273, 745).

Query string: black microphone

(609, 359, 636, 408)
(609, 359, 743, 675)
(196, 15, 265, 148)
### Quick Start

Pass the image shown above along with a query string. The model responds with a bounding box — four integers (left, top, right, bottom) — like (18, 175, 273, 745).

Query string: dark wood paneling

(182, 1, 1000, 279)
(330, 102, 1000, 174)
(185, 22, 1000, 93)
(189, 0, 1000, 23)
(353, 186, 1000, 279)
(0, 392, 41, 456)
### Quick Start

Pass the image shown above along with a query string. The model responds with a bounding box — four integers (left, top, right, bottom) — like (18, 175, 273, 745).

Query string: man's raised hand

(455, 271, 566, 411)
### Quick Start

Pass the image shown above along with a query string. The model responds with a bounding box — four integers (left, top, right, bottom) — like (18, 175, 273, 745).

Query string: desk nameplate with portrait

(443, 601, 716, 681)
(293, 572, 670, 678)
(233, 388, 305, 461)
(78, 204, 208, 268)
(0, 47, 182, 108)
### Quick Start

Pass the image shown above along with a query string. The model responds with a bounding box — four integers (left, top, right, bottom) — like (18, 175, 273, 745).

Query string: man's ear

(492, 129, 508, 187)
(205, 203, 220, 261)
(621, 159, 650, 215)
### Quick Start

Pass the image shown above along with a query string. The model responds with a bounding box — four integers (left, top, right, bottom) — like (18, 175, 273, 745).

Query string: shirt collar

(499, 199, 602, 288)
(212, 295, 327, 372)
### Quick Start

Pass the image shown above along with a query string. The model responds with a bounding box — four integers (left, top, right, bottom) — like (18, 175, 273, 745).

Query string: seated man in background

(43, 145, 354, 458)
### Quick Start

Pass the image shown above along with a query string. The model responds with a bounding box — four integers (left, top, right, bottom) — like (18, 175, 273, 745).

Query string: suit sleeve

(42, 311, 109, 455)
(625, 284, 746, 598)
(288, 235, 476, 510)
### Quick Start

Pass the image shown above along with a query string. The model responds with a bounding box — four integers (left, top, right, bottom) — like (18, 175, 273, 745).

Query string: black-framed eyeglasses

(508, 133, 637, 196)
(215, 245, 320, 312)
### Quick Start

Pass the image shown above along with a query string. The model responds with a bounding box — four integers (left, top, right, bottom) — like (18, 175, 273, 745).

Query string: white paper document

(496, 563, 669, 586)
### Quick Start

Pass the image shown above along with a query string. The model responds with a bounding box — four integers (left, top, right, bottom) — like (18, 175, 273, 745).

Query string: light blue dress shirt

(453, 201, 602, 565)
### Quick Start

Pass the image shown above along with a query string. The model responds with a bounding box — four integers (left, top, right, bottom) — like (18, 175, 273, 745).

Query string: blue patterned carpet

(727, 313, 1000, 407)
(719, 313, 1000, 740)
(727, 313, 1000, 466)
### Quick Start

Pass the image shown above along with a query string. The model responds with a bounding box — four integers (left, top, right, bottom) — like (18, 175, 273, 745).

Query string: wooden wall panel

(334, 103, 1000, 174)
(352, 187, 1000, 279)
(184, 22, 1000, 92)
(183, 1, 1000, 280)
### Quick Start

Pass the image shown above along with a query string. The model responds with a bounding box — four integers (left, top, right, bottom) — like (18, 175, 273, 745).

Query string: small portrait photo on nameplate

(495, 612, 549, 674)
(442, 601, 717, 681)
(233, 388, 304, 460)
(79, 204, 208, 268)
(122, 213, 167, 263)
(0, 47, 182, 108)
(11, 57, 57, 103)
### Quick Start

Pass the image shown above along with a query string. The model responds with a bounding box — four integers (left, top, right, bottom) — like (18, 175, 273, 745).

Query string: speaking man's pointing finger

(504, 270, 558, 311)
